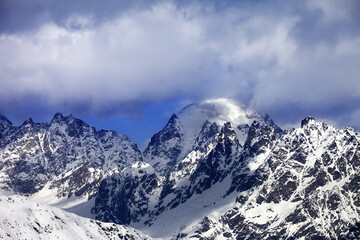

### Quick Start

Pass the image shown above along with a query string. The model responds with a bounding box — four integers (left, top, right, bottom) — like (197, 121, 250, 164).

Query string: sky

(0, 0, 359, 147)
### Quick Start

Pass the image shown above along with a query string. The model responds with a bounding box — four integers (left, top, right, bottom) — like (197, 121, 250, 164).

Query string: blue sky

(0, 0, 359, 146)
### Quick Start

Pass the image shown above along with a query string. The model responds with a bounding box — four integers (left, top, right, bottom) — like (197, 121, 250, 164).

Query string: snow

(29, 163, 106, 217)
(178, 98, 258, 147)
(247, 149, 271, 172)
(242, 201, 298, 225)
(49, 122, 67, 135)
(122, 161, 156, 177)
(64, 197, 95, 219)
(320, 176, 348, 192)
(202, 99, 251, 125)
(30, 182, 61, 204)
(132, 175, 238, 239)
(0, 194, 151, 240)
(30, 181, 95, 218)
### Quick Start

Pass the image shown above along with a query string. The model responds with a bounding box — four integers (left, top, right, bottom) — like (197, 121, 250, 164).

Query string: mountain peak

(143, 98, 281, 175)
(220, 122, 235, 136)
(50, 113, 82, 128)
(22, 117, 34, 125)
(179, 98, 250, 126)
(52, 112, 64, 122)
(301, 116, 316, 128)
(0, 114, 12, 127)
(219, 121, 241, 146)
(168, 113, 179, 123)
(177, 98, 281, 145)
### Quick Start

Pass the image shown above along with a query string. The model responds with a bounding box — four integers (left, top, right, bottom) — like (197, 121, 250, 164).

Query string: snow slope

(131, 175, 238, 239)
(0, 194, 152, 240)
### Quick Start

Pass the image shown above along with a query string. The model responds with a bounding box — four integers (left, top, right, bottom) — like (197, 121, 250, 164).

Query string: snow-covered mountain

(94, 105, 360, 239)
(184, 117, 360, 239)
(144, 98, 281, 175)
(0, 98, 359, 239)
(0, 113, 142, 206)
(0, 194, 151, 239)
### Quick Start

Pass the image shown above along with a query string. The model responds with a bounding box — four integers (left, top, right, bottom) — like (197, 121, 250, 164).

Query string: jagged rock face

(189, 119, 360, 240)
(92, 162, 162, 225)
(156, 122, 241, 215)
(0, 113, 142, 196)
(243, 120, 276, 155)
(226, 120, 277, 195)
(0, 115, 12, 141)
(143, 114, 183, 175)
(192, 120, 220, 152)
(188, 122, 241, 195)
(93, 122, 242, 226)
(48, 163, 104, 200)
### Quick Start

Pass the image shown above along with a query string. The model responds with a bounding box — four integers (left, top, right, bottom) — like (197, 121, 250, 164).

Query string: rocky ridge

(0, 113, 142, 205)
(0, 99, 359, 239)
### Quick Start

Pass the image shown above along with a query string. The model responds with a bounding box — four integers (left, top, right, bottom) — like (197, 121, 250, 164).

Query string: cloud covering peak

(0, 0, 359, 130)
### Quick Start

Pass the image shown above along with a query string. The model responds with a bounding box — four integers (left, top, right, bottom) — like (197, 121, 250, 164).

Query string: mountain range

(0, 98, 359, 239)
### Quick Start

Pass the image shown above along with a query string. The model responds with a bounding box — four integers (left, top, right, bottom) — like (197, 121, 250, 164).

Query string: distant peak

(22, 117, 34, 125)
(51, 113, 77, 124)
(0, 115, 12, 126)
(169, 113, 178, 120)
(178, 98, 254, 127)
(223, 121, 232, 129)
(167, 113, 179, 124)
(220, 122, 236, 136)
(301, 117, 316, 128)
(54, 112, 64, 119)
(51, 112, 65, 122)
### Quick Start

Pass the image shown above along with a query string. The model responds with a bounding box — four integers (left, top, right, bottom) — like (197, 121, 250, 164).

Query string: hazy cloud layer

(0, 0, 359, 129)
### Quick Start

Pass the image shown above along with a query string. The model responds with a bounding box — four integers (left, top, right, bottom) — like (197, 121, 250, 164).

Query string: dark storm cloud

(0, 0, 359, 130)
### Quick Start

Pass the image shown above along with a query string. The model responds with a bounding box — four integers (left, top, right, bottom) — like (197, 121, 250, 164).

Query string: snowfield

(0, 194, 152, 240)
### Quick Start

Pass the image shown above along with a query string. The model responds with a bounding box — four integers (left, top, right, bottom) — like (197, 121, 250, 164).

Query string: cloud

(306, 0, 352, 24)
(349, 110, 360, 130)
(0, 0, 359, 129)
(0, 3, 212, 116)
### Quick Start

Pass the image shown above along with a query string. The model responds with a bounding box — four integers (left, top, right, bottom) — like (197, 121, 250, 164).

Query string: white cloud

(0, 0, 359, 128)
(0, 4, 212, 114)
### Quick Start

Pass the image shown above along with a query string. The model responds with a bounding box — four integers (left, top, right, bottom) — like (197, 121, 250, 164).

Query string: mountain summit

(0, 101, 359, 240)
(144, 98, 281, 175)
